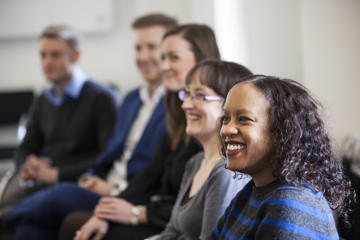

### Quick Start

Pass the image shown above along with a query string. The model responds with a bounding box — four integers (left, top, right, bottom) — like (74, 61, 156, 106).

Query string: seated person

(1, 13, 176, 240)
(0, 24, 117, 209)
(157, 60, 251, 239)
(212, 75, 355, 239)
(77, 13, 175, 196)
(58, 23, 221, 240)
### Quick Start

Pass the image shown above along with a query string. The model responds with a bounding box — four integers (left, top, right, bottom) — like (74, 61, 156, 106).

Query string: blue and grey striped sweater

(211, 179, 338, 240)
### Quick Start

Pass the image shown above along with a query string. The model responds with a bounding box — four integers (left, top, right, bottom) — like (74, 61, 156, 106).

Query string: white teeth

(187, 114, 200, 120)
(226, 144, 243, 151)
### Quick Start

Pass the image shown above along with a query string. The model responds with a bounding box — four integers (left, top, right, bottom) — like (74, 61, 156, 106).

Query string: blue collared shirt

(43, 67, 88, 106)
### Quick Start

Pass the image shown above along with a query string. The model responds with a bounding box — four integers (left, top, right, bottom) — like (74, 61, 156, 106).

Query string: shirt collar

(62, 66, 88, 99)
(44, 67, 88, 106)
(139, 85, 165, 104)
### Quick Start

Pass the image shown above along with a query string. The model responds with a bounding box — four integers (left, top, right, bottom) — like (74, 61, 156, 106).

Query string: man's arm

(15, 96, 44, 169)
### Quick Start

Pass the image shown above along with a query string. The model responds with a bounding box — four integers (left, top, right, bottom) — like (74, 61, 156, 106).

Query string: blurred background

(0, 0, 359, 149)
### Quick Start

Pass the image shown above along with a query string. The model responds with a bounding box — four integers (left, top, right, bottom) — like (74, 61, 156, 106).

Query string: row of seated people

(0, 13, 355, 240)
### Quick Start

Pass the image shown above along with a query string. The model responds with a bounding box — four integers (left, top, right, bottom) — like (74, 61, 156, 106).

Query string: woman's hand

(94, 197, 137, 224)
(74, 216, 109, 240)
(78, 176, 114, 196)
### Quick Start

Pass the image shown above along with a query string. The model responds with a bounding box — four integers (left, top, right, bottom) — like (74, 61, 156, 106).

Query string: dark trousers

(4, 182, 101, 240)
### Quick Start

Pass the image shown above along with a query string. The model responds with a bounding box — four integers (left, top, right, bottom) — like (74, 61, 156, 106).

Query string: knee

(39, 182, 79, 205)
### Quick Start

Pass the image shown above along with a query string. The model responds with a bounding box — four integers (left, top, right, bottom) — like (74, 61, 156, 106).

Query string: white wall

(0, 0, 214, 93)
(0, 0, 359, 144)
(299, 0, 360, 144)
(218, 0, 360, 145)
(243, 0, 303, 82)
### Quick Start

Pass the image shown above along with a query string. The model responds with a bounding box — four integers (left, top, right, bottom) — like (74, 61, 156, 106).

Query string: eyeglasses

(178, 90, 224, 103)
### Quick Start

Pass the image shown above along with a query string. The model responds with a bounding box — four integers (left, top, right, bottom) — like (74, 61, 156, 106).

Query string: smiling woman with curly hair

(213, 75, 355, 240)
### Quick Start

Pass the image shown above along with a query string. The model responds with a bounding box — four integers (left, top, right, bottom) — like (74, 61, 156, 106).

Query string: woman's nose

(181, 96, 194, 110)
(161, 58, 170, 71)
(221, 122, 238, 137)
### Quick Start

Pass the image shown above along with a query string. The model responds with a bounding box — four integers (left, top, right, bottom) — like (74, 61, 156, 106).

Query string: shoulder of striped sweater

(267, 183, 331, 209)
(271, 183, 324, 198)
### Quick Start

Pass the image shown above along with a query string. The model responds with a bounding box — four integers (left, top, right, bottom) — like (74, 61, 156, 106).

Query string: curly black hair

(234, 75, 355, 223)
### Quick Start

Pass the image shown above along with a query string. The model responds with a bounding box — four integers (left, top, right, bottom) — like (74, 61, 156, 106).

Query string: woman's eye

(170, 54, 179, 61)
(147, 44, 157, 50)
(194, 93, 205, 100)
(238, 116, 252, 122)
(184, 90, 191, 98)
(221, 116, 230, 124)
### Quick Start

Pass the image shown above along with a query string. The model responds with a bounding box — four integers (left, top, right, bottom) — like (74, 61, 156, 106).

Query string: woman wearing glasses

(156, 59, 251, 240)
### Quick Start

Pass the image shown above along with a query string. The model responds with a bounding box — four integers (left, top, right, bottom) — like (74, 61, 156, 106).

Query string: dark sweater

(212, 179, 339, 240)
(120, 133, 203, 228)
(15, 80, 117, 181)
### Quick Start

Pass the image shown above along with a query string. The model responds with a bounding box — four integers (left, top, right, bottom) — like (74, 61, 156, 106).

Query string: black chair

(0, 90, 34, 200)
(0, 90, 34, 159)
